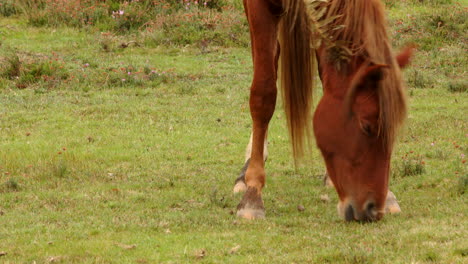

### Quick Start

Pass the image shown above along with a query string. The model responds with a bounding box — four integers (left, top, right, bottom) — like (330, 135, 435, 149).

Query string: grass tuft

(422, 251, 440, 262)
(447, 80, 467, 93)
(2, 178, 20, 192)
(52, 160, 68, 178)
(454, 248, 468, 257)
(406, 69, 436, 89)
(395, 151, 426, 177)
(0, 50, 70, 89)
(0, 0, 21, 17)
(0, 50, 21, 79)
(457, 175, 467, 195)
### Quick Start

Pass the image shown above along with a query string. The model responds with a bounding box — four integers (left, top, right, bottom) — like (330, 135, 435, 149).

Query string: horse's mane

(278, 0, 406, 160)
(325, 0, 407, 150)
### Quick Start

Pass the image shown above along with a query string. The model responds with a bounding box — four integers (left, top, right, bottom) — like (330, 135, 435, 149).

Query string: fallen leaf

(320, 194, 330, 202)
(47, 256, 61, 263)
(297, 205, 305, 212)
(229, 245, 241, 254)
(116, 243, 137, 250)
(158, 221, 169, 228)
(194, 249, 206, 259)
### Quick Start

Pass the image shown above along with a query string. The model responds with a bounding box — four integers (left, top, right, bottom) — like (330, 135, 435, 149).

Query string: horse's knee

(250, 77, 277, 96)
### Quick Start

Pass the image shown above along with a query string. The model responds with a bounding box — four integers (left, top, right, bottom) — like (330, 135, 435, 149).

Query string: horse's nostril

(345, 204, 354, 221)
(365, 202, 378, 221)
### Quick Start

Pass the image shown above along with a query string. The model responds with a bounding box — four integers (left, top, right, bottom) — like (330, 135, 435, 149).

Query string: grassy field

(0, 0, 467, 263)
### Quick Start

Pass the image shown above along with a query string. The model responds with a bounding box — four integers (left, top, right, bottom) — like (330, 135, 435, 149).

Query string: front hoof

(385, 191, 401, 214)
(236, 187, 265, 219)
(237, 208, 265, 219)
(233, 159, 249, 194)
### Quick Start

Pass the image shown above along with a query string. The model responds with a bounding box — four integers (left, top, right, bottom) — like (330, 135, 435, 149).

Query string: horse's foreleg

(236, 0, 280, 219)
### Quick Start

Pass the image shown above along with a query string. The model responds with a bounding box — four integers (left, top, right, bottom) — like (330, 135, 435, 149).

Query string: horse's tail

(279, 0, 315, 162)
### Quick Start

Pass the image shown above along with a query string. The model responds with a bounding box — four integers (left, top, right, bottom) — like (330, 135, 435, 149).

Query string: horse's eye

(361, 122, 374, 137)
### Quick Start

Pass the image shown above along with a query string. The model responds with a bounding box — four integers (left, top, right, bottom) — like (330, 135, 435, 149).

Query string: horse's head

(314, 47, 413, 221)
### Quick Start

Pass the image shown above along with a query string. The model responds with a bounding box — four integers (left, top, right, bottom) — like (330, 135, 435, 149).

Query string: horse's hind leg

(236, 0, 280, 219)
(244, 131, 269, 163)
(233, 132, 269, 193)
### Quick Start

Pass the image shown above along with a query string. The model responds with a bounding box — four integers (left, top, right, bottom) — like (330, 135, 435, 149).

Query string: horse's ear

(344, 64, 389, 117)
(361, 64, 389, 83)
(396, 45, 415, 69)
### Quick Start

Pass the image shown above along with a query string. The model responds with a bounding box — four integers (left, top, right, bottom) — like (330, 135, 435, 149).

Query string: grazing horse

(234, 0, 413, 221)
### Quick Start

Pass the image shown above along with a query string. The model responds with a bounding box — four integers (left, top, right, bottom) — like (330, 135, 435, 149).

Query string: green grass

(0, 1, 467, 263)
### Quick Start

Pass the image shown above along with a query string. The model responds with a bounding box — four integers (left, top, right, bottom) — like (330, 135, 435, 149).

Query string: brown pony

(234, 0, 413, 221)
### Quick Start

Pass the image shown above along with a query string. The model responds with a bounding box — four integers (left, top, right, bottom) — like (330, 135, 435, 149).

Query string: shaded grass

(0, 0, 249, 48)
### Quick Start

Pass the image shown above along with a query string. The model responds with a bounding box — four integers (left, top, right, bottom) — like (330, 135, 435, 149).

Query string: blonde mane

(325, 0, 407, 150)
(277, 0, 406, 161)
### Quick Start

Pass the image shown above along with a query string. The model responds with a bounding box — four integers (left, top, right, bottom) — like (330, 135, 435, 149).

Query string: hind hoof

(323, 172, 334, 188)
(233, 181, 247, 193)
(385, 191, 401, 214)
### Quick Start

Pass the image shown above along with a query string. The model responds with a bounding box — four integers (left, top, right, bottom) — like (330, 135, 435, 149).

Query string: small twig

(120, 41, 139, 48)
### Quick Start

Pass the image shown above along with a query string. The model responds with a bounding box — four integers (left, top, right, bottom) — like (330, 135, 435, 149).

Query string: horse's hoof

(233, 181, 247, 193)
(236, 187, 265, 219)
(237, 208, 265, 219)
(385, 191, 401, 214)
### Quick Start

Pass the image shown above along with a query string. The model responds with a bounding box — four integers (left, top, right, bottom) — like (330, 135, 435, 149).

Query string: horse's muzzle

(339, 200, 383, 222)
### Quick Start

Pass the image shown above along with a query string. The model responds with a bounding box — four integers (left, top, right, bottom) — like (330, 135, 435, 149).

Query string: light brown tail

(279, 0, 316, 162)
